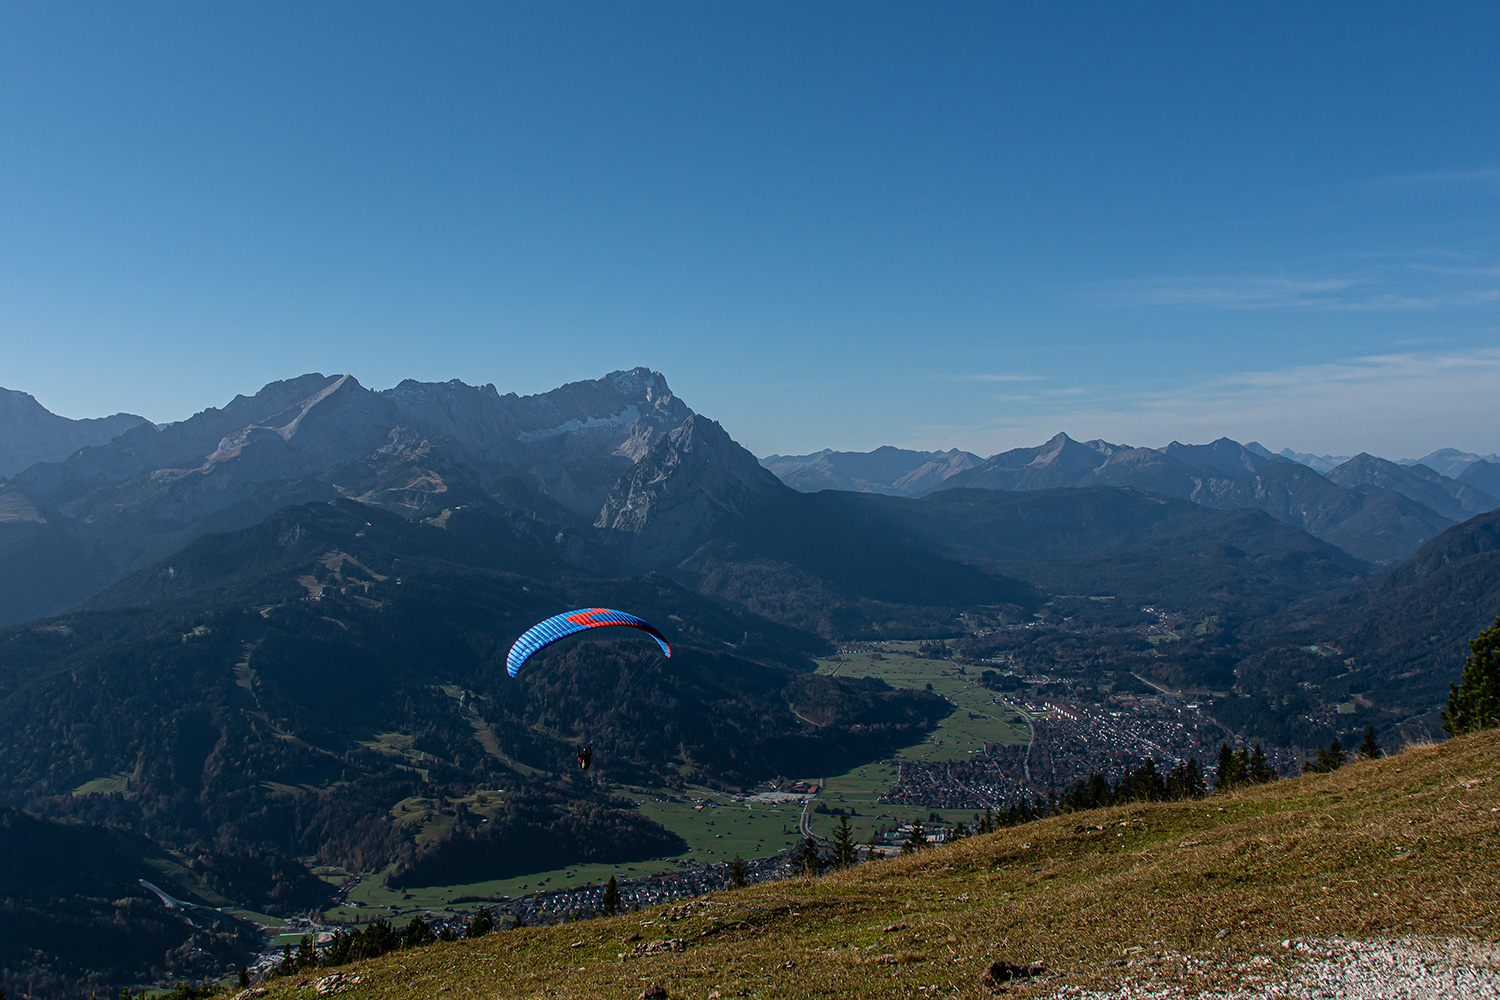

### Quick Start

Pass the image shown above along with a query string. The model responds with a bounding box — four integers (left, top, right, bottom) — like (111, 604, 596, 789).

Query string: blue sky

(2, 2, 1497, 459)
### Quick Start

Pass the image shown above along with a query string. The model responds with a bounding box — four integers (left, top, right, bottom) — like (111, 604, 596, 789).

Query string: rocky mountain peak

(595, 414, 785, 566)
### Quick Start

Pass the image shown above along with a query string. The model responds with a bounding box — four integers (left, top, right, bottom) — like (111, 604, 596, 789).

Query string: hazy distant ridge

(763, 433, 1500, 564)
(0, 387, 149, 478)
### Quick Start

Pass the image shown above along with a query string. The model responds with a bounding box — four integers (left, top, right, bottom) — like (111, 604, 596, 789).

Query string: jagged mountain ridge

(0, 368, 691, 624)
(938, 433, 1470, 564)
(1326, 452, 1499, 522)
(759, 445, 980, 496)
(1401, 447, 1500, 479)
(762, 432, 1490, 564)
(0, 387, 149, 479)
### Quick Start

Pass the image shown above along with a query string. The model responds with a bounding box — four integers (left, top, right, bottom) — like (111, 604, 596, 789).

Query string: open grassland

(816, 644, 1031, 763)
(268, 730, 1500, 999)
(636, 794, 805, 865)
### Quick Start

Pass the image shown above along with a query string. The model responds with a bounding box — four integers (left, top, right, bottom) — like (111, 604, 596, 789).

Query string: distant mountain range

(760, 433, 1499, 565)
(0, 387, 149, 478)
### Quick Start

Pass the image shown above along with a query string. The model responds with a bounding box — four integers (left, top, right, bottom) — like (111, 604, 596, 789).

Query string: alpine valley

(1, 369, 1496, 998)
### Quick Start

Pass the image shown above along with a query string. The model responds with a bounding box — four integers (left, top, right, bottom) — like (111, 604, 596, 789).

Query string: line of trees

(271, 909, 498, 979)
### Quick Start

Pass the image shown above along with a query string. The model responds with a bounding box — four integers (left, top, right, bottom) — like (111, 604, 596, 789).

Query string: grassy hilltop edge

(247, 731, 1500, 999)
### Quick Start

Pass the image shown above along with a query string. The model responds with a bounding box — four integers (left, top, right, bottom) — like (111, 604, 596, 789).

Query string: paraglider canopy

(506, 608, 671, 677)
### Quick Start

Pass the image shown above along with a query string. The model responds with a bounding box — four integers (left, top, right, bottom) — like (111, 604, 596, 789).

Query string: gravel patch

(1047, 937, 1500, 1000)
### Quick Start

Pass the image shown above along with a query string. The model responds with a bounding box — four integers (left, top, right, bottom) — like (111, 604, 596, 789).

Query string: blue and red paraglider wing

(506, 608, 671, 677)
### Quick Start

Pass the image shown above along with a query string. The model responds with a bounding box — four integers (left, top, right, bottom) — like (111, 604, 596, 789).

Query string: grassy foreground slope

(261, 731, 1500, 999)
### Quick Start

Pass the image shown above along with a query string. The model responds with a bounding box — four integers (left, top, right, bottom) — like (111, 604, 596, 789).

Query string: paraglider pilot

(576, 744, 593, 771)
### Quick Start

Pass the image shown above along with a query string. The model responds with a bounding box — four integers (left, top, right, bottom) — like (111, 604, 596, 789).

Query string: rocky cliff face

(596, 414, 787, 567)
(381, 367, 689, 514)
(0, 368, 695, 623)
(0, 388, 149, 479)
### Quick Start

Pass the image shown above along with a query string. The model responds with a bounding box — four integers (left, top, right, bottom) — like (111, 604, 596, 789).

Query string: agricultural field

(815, 642, 1031, 762)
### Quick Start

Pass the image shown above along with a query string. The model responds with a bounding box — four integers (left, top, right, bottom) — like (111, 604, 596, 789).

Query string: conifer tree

(296, 934, 315, 968)
(793, 835, 822, 876)
(1249, 744, 1274, 783)
(948, 820, 967, 843)
(1214, 743, 1239, 792)
(466, 907, 494, 938)
(400, 916, 433, 949)
(1442, 617, 1500, 736)
(238, 966, 249, 989)
(729, 853, 748, 888)
(831, 813, 858, 868)
(601, 875, 621, 916)
(901, 819, 927, 854)
(1307, 739, 1348, 773)
(1358, 725, 1382, 759)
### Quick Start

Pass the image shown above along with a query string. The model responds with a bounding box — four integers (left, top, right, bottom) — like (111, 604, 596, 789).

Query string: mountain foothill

(1, 368, 1497, 997)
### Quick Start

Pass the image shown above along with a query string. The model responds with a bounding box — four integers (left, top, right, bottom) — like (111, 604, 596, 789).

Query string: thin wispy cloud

(1368, 167, 1500, 188)
(905, 349, 1500, 458)
(1097, 251, 1500, 313)
(1105, 275, 1354, 309)
(945, 373, 1047, 383)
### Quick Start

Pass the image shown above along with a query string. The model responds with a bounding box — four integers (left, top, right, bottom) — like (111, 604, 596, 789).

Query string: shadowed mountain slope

(1326, 452, 1498, 522)
(931, 433, 1459, 564)
(0, 808, 275, 1000)
(807, 487, 1368, 624)
(1234, 505, 1500, 740)
(600, 417, 1040, 637)
(0, 499, 960, 903)
(0, 388, 149, 479)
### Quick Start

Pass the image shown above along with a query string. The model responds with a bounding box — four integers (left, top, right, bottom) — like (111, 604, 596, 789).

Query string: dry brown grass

(256, 730, 1500, 999)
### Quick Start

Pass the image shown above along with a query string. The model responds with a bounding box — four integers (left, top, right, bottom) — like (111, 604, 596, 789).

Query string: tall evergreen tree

(1358, 725, 1382, 759)
(466, 907, 494, 938)
(831, 813, 858, 868)
(729, 853, 748, 888)
(400, 916, 433, 949)
(1214, 743, 1240, 792)
(1166, 758, 1206, 800)
(1442, 617, 1500, 736)
(793, 835, 823, 876)
(1307, 739, 1348, 773)
(1248, 744, 1274, 783)
(601, 875, 621, 916)
(296, 934, 315, 968)
(901, 819, 927, 855)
